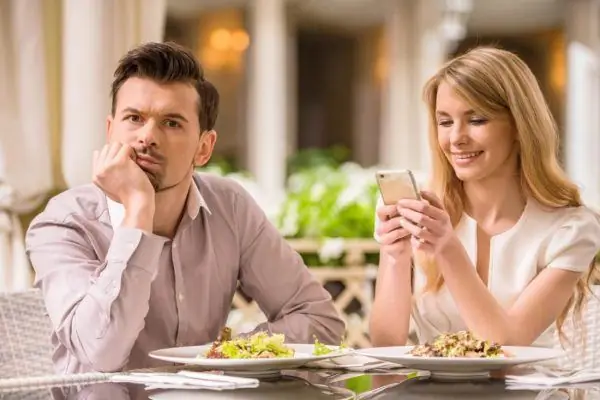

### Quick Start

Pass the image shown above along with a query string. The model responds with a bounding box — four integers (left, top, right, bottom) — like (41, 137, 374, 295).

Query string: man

(26, 42, 345, 374)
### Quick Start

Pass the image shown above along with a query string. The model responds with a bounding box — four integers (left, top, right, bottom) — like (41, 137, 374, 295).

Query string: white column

(565, 0, 600, 208)
(379, 0, 420, 170)
(415, 0, 471, 175)
(247, 0, 288, 202)
(415, 0, 446, 175)
(62, 0, 110, 188)
(286, 15, 298, 157)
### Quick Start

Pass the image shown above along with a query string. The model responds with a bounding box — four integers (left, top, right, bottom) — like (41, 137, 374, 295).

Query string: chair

(0, 289, 54, 378)
(555, 285, 600, 370)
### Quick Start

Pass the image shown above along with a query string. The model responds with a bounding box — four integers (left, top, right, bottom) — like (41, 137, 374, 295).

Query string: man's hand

(93, 143, 155, 232)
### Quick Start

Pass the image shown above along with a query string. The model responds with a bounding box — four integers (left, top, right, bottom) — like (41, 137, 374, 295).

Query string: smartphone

(375, 169, 421, 205)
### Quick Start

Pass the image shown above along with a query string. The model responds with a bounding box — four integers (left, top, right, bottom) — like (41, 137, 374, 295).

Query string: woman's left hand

(397, 190, 458, 256)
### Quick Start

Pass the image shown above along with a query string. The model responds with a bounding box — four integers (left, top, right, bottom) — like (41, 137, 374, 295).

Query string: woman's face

(435, 82, 519, 183)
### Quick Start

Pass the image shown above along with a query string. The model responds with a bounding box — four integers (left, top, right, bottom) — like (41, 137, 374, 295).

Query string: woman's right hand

(376, 204, 412, 260)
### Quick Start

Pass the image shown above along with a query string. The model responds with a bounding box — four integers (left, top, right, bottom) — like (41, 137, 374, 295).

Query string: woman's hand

(397, 190, 458, 256)
(375, 203, 412, 260)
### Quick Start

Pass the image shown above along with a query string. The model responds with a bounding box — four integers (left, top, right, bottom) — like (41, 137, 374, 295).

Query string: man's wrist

(122, 197, 155, 233)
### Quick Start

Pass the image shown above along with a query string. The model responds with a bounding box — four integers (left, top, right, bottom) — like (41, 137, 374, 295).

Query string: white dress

(374, 197, 600, 347)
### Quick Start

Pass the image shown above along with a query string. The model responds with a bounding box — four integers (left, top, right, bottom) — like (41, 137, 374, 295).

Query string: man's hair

(110, 41, 219, 131)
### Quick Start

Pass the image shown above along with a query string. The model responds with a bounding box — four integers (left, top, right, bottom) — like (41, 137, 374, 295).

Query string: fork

(534, 366, 585, 378)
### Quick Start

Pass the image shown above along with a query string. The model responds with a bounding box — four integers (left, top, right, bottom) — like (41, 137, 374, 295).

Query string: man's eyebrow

(163, 113, 189, 123)
(121, 107, 142, 115)
(121, 107, 189, 123)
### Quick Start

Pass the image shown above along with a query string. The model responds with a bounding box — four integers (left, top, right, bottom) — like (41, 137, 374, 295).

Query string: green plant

(273, 162, 379, 267)
(276, 163, 378, 239)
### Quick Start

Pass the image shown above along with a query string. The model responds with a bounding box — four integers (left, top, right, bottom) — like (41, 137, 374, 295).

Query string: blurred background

(1, 0, 599, 344)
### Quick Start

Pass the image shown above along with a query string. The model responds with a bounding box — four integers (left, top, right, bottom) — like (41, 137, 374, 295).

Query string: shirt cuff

(106, 227, 168, 277)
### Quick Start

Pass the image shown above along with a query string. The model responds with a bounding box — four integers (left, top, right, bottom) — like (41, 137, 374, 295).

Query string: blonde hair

(420, 46, 598, 342)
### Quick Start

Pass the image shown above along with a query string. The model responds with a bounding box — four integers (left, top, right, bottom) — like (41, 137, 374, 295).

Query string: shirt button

(173, 243, 178, 249)
(178, 293, 184, 302)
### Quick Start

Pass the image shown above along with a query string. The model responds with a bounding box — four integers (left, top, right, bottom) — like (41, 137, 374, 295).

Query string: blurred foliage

(274, 162, 379, 267)
(203, 154, 238, 175)
(275, 163, 378, 239)
(199, 147, 380, 268)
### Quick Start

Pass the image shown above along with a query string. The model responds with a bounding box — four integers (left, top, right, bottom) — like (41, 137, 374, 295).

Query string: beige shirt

(26, 173, 344, 374)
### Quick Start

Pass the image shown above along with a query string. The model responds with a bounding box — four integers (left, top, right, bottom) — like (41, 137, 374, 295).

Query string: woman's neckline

(462, 198, 532, 240)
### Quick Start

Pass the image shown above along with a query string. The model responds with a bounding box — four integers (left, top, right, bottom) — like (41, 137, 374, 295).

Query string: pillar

(247, 0, 288, 202)
(565, 0, 600, 208)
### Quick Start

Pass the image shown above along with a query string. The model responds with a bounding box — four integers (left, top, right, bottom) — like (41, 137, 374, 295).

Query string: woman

(370, 47, 600, 348)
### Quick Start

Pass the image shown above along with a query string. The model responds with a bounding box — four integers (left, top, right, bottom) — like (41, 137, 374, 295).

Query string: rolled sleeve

(26, 211, 167, 372)
(86, 228, 167, 337)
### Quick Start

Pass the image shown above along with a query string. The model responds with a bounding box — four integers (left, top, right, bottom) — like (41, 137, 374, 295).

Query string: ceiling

(466, 0, 565, 35)
(166, 0, 566, 35)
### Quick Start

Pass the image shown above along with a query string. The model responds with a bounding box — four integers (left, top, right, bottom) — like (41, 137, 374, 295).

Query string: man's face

(107, 77, 216, 191)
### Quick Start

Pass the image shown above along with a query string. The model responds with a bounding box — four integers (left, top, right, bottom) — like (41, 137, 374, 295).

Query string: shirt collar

(106, 179, 211, 228)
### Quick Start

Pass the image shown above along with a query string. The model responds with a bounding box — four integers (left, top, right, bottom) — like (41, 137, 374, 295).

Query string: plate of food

(356, 331, 564, 379)
(149, 327, 351, 373)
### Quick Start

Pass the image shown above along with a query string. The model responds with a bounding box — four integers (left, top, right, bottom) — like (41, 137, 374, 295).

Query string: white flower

(319, 237, 346, 264)
(336, 184, 363, 209)
(288, 172, 309, 193)
(335, 167, 377, 209)
(310, 182, 327, 201)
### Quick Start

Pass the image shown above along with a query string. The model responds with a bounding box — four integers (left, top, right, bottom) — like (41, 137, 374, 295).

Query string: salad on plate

(203, 327, 348, 360)
(409, 331, 509, 358)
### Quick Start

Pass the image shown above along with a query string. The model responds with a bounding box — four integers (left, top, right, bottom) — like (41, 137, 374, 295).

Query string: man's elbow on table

(310, 311, 346, 345)
(68, 336, 130, 373)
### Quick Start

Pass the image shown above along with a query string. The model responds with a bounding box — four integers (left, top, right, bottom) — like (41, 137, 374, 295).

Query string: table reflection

(352, 373, 599, 400)
(2, 370, 599, 400)
(46, 373, 356, 400)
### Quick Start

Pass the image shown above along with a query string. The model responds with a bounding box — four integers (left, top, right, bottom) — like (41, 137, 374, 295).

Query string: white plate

(306, 354, 377, 369)
(149, 344, 350, 372)
(356, 346, 564, 379)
